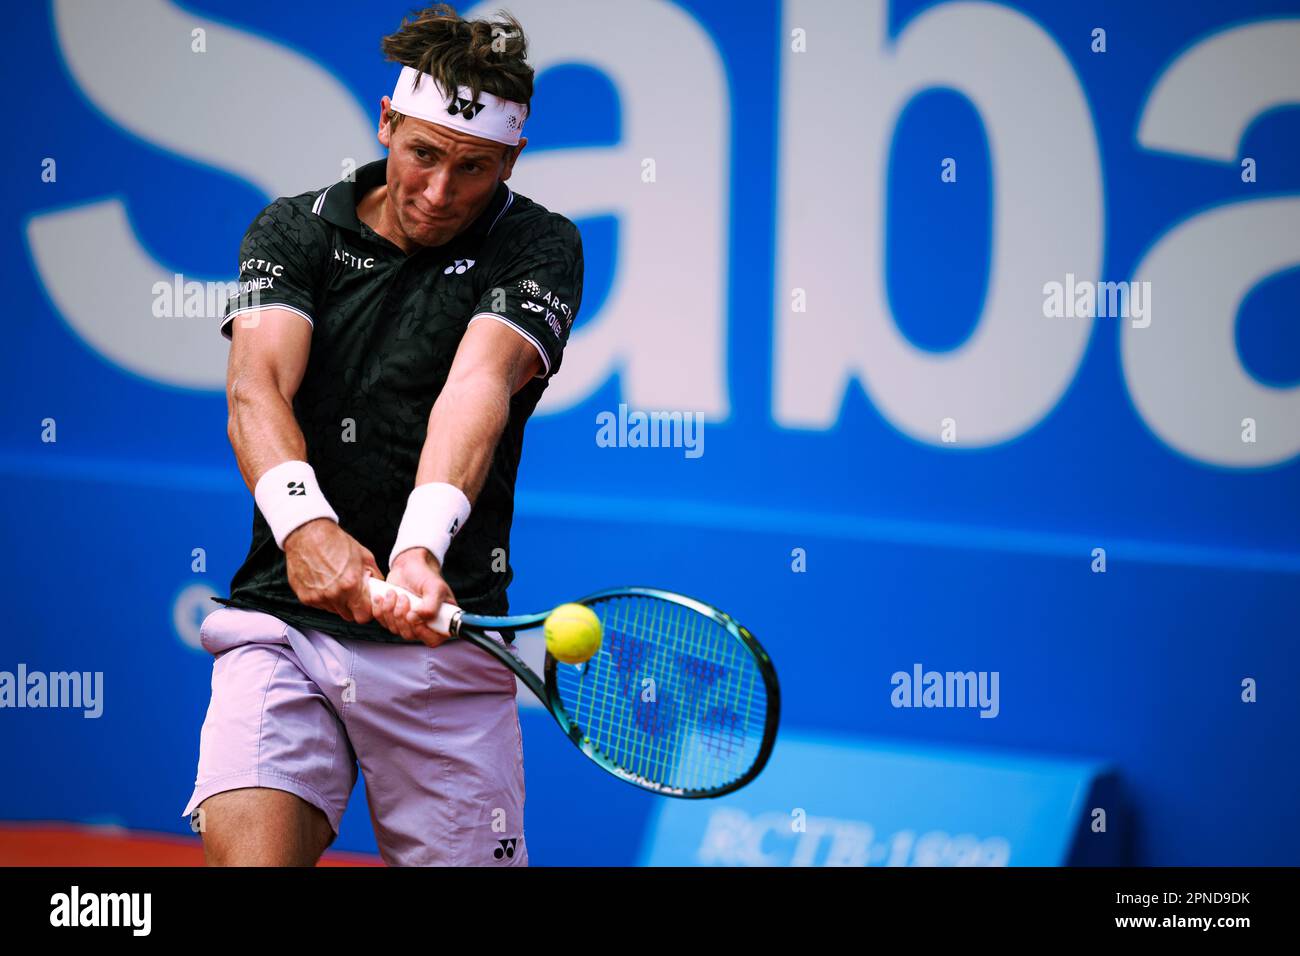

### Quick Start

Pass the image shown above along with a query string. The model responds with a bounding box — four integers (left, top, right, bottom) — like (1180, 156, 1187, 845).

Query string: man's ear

(501, 137, 527, 180)
(378, 95, 394, 148)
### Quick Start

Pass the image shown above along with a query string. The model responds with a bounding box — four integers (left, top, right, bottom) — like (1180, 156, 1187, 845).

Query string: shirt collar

(314, 157, 513, 247)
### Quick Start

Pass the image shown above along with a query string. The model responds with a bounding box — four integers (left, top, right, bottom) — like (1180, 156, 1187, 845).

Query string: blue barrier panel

(641, 733, 1123, 866)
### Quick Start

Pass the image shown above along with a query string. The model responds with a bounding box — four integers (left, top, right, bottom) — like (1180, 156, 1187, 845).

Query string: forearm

(227, 379, 308, 495)
(414, 375, 511, 505)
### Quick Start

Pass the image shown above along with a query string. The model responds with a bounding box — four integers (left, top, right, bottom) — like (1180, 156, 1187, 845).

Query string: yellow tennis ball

(544, 603, 603, 664)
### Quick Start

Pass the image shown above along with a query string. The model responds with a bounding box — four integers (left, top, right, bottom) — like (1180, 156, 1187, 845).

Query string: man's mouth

(411, 205, 450, 225)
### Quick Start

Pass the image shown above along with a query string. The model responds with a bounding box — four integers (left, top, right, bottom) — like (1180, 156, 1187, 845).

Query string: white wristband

(389, 482, 472, 569)
(253, 460, 339, 549)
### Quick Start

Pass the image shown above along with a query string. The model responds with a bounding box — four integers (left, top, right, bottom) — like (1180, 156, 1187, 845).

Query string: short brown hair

(381, 4, 533, 135)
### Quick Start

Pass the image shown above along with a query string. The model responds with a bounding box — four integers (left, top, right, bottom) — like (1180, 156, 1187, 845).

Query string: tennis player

(182, 4, 582, 866)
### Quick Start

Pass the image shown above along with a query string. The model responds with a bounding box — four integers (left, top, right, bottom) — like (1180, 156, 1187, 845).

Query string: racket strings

(554, 595, 768, 793)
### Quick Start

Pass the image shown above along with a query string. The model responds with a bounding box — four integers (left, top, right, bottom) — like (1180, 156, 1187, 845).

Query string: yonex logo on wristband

(390, 482, 471, 569)
(255, 461, 339, 549)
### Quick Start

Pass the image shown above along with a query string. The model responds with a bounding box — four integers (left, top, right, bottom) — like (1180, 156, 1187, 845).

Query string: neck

(357, 184, 415, 254)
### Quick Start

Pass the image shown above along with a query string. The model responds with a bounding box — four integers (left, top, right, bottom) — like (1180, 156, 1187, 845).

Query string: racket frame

(455, 586, 781, 799)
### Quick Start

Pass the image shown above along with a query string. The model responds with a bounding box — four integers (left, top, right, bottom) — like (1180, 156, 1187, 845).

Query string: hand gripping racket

(368, 577, 780, 798)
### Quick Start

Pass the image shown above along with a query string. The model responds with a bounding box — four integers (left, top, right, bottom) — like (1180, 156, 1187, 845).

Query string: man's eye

(415, 148, 431, 160)
(462, 163, 480, 173)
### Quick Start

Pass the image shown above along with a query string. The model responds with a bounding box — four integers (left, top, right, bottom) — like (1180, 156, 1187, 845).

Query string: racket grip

(366, 574, 460, 635)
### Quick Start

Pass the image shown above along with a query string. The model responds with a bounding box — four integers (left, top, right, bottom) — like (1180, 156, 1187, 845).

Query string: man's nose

(422, 169, 454, 210)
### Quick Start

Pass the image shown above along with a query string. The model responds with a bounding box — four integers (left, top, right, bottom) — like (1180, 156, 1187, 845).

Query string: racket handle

(366, 574, 460, 635)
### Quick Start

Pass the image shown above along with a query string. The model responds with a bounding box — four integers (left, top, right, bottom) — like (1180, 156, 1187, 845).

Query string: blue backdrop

(2, 0, 1297, 865)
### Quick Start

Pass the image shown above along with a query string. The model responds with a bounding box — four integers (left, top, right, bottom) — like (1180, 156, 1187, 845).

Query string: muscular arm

(226, 311, 312, 491)
(373, 317, 543, 643)
(226, 310, 381, 622)
(413, 317, 544, 502)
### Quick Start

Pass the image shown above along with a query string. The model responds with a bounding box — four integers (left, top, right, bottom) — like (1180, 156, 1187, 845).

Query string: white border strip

(221, 304, 315, 339)
(311, 183, 335, 217)
(469, 312, 550, 378)
(487, 188, 515, 234)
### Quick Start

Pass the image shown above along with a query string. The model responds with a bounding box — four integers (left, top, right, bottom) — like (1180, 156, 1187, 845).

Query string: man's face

(377, 94, 525, 248)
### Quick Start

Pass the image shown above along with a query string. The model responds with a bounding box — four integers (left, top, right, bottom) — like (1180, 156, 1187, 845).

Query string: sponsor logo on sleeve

(516, 279, 572, 338)
(240, 258, 284, 277)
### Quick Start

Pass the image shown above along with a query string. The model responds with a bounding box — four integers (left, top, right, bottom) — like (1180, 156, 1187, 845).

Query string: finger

(410, 586, 454, 623)
(375, 591, 400, 636)
(332, 595, 357, 623)
(370, 589, 391, 631)
(409, 607, 454, 645)
(392, 592, 418, 641)
(405, 595, 447, 632)
(349, 587, 374, 625)
(415, 587, 456, 621)
(344, 575, 373, 624)
(406, 592, 439, 623)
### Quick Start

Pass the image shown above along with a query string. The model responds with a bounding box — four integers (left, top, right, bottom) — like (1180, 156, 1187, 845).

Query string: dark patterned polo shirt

(212, 157, 583, 643)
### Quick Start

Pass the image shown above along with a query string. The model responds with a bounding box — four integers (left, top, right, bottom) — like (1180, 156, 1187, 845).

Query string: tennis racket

(367, 576, 780, 798)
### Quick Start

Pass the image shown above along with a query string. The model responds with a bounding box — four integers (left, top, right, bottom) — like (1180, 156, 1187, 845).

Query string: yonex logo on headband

(448, 95, 484, 120)
(390, 65, 526, 146)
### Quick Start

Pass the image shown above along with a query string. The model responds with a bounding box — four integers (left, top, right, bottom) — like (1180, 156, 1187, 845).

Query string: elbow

(225, 406, 242, 449)
(226, 374, 262, 443)
(225, 378, 242, 444)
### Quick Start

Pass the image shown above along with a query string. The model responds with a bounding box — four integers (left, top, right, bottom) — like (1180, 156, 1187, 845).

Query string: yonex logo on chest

(444, 259, 476, 275)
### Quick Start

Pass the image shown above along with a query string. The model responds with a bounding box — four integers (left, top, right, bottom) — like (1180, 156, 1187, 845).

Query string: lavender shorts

(182, 606, 527, 866)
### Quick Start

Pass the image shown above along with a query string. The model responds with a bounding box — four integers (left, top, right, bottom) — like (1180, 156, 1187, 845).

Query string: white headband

(390, 65, 527, 146)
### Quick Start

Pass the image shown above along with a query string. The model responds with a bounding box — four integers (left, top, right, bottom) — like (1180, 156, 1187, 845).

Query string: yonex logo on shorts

(493, 838, 517, 861)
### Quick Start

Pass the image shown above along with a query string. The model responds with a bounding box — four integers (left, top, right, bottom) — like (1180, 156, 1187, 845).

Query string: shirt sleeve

(220, 197, 326, 340)
(468, 212, 584, 380)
